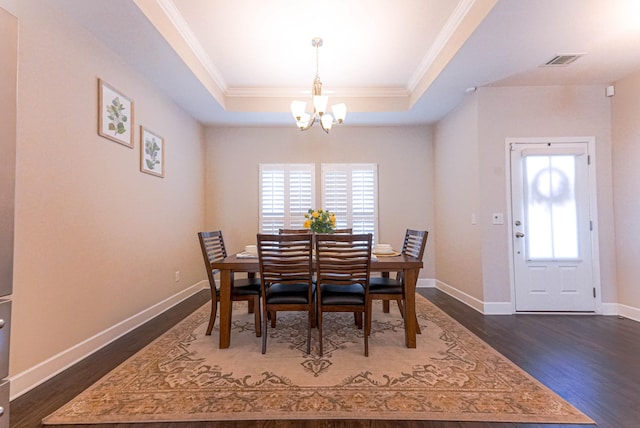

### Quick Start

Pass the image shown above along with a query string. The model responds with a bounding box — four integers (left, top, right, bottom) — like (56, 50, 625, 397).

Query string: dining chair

(278, 228, 311, 234)
(257, 233, 315, 354)
(270, 229, 311, 328)
(315, 233, 372, 357)
(366, 229, 428, 336)
(198, 230, 262, 337)
(279, 228, 352, 234)
(332, 228, 353, 234)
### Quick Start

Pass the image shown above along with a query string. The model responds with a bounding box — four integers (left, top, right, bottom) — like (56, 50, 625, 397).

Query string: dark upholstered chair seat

(320, 283, 365, 305)
(266, 283, 315, 304)
(231, 278, 261, 296)
(368, 277, 402, 294)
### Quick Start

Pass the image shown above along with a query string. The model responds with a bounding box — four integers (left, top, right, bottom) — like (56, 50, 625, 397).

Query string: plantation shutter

(322, 169, 349, 229)
(259, 164, 315, 233)
(288, 168, 314, 228)
(321, 164, 378, 242)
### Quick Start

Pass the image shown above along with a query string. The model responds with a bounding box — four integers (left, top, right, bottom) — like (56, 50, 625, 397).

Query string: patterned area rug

(43, 295, 594, 424)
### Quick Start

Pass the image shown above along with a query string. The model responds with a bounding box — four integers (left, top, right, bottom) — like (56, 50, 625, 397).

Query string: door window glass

(523, 155, 579, 259)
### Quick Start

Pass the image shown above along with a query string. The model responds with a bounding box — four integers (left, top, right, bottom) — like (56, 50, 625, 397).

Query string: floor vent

(542, 54, 583, 66)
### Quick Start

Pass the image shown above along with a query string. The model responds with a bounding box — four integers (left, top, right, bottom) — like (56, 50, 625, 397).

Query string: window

(259, 164, 315, 233)
(322, 164, 378, 242)
(259, 163, 378, 242)
(523, 154, 579, 259)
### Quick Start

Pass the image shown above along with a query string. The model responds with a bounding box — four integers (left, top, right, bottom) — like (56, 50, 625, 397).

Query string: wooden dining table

(211, 253, 423, 349)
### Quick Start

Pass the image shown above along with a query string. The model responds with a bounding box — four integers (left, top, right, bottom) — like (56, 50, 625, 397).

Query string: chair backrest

(278, 228, 311, 234)
(315, 233, 372, 289)
(401, 229, 428, 260)
(332, 228, 353, 234)
(197, 230, 228, 289)
(257, 233, 314, 288)
(279, 228, 353, 234)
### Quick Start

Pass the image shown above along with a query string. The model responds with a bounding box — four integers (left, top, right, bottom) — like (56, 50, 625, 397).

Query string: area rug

(43, 295, 594, 424)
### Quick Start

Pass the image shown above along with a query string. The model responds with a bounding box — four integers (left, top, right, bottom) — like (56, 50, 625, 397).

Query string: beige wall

(0, 6, 17, 295)
(477, 85, 615, 304)
(8, 1, 205, 391)
(434, 96, 484, 302)
(435, 85, 617, 309)
(611, 71, 640, 309)
(204, 125, 436, 280)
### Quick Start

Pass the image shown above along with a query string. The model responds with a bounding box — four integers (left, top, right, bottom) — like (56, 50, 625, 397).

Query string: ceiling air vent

(542, 54, 583, 67)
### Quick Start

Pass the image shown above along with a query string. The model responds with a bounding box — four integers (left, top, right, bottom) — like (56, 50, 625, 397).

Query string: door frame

(505, 137, 603, 314)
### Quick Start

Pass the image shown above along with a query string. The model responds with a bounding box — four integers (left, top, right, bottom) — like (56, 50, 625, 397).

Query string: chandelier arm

(319, 118, 330, 134)
(316, 41, 320, 78)
(298, 113, 317, 131)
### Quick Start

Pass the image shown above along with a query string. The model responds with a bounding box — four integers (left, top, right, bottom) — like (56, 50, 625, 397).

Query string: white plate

(373, 249, 396, 255)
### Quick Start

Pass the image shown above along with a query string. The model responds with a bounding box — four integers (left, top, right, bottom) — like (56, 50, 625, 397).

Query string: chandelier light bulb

(297, 113, 311, 130)
(321, 114, 334, 130)
(313, 95, 328, 116)
(332, 103, 347, 123)
(290, 100, 307, 120)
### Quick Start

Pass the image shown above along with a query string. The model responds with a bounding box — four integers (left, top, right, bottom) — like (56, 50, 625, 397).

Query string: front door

(509, 140, 597, 312)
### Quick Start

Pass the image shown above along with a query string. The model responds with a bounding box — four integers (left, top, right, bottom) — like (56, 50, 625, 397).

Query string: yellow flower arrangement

(303, 208, 336, 233)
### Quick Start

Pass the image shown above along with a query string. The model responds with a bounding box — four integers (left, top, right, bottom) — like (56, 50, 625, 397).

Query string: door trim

(505, 137, 603, 314)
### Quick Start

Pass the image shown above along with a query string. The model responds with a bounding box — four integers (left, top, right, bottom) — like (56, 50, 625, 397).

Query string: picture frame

(140, 126, 165, 178)
(98, 78, 134, 148)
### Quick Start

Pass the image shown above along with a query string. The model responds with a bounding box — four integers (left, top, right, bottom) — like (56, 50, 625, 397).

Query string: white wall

(8, 1, 206, 397)
(611, 71, 640, 311)
(204, 125, 436, 280)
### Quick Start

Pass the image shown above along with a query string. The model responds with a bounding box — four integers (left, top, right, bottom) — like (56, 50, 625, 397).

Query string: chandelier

(290, 37, 347, 133)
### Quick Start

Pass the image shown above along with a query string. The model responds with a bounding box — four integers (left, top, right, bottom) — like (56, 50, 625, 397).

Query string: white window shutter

(323, 169, 349, 229)
(259, 166, 285, 233)
(259, 164, 315, 233)
(352, 168, 377, 240)
(322, 164, 378, 242)
(288, 168, 314, 228)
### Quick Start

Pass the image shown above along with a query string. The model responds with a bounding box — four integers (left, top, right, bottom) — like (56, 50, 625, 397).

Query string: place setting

(372, 243, 401, 256)
(236, 244, 258, 258)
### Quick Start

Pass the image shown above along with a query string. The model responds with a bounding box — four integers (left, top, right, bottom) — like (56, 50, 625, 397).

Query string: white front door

(509, 140, 597, 312)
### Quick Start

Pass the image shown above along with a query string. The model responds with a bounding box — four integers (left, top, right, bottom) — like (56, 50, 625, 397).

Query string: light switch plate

(492, 213, 504, 225)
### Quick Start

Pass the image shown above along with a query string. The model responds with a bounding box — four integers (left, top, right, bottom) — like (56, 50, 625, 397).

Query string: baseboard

(616, 303, 640, 322)
(434, 280, 511, 315)
(601, 302, 618, 316)
(434, 280, 486, 314)
(9, 281, 208, 400)
(483, 300, 514, 315)
(416, 278, 435, 288)
(434, 281, 640, 320)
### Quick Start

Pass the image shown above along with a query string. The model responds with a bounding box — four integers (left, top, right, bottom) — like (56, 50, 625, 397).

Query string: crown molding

(225, 87, 409, 99)
(157, 0, 227, 92)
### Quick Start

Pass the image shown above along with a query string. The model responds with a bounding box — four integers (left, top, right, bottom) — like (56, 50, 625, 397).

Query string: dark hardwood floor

(11, 288, 640, 428)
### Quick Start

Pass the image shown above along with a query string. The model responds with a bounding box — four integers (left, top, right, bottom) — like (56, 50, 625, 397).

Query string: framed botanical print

(98, 78, 134, 148)
(140, 126, 165, 177)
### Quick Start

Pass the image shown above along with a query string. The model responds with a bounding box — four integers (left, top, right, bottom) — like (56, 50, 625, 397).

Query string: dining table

(211, 252, 423, 349)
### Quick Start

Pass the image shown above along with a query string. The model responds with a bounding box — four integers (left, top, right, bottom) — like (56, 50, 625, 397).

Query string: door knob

(515, 232, 525, 238)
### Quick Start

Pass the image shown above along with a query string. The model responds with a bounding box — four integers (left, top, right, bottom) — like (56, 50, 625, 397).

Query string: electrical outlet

(174, 270, 180, 282)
